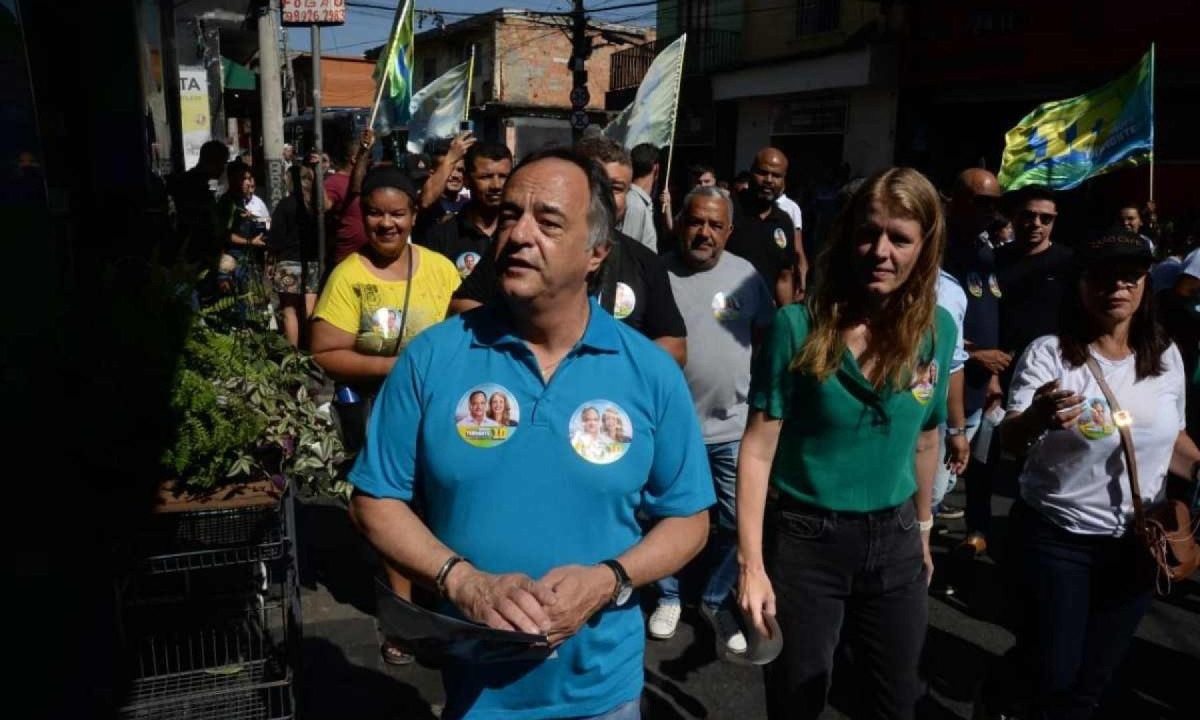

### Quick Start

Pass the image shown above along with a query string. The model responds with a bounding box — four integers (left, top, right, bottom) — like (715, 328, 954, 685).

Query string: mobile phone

(459, 120, 474, 133)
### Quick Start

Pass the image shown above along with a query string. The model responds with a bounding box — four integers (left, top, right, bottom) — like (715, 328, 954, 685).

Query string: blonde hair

(792, 167, 946, 390)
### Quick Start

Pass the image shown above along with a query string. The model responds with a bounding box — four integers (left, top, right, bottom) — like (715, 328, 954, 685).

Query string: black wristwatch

(600, 559, 633, 607)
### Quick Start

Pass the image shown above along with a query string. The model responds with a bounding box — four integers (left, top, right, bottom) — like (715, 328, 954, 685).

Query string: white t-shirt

(1008, 336, 1186, 536)
(775, 193, 803, 231)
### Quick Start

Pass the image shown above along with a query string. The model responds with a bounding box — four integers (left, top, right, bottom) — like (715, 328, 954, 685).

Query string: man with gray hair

(647, 185, 775, 657)
(350, 148, 714, 719)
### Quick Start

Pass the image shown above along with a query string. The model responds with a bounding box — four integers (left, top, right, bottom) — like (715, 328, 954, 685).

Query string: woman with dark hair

(995, 230, 1200, 719)
(738, 167, 956, 719)
(268, 163, 320, 347)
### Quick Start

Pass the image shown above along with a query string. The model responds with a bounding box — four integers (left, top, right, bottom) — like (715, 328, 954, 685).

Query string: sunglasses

(1019, 210, 1057, 225)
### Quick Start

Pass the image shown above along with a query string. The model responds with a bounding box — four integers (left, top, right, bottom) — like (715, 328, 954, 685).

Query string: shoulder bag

(1084, 356, 1200, 593)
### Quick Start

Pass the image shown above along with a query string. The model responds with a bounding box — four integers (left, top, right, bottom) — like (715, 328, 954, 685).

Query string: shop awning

(221, 56, 257, 91)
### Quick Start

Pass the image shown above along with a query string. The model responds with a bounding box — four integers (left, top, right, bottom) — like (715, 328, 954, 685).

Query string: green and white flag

(372, 0, 415, 127)
(406, 61, 472, 154)
(603, 34, 687, 150)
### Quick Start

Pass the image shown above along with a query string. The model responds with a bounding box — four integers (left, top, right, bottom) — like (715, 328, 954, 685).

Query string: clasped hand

(446, 564, 615, 647)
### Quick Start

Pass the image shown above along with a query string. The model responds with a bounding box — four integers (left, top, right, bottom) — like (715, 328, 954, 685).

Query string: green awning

(221, 57, 257, 91)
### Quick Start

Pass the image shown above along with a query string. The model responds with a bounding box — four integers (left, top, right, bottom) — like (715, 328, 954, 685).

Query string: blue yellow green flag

(372, 0, 415, 127)
(998, 47, 1154, 191)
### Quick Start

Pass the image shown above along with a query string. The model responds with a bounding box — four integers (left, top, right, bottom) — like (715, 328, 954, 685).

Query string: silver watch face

(615, 584, 633, 606)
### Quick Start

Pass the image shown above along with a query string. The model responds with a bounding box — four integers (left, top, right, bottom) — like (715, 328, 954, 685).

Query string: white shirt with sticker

(1007, 335, 1186, 536)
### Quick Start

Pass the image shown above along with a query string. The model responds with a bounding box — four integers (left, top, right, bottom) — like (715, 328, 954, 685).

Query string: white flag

(603, 34, 687, 150)
(405, 60, 472, 154)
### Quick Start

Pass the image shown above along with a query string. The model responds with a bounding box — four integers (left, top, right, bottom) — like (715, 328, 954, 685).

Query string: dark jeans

(763, 495, 927, 720)
(1006, 499, 1154, 720)
(963, 457, 993, 536)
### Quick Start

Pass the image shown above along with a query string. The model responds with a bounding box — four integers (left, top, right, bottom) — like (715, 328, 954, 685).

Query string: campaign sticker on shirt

(1078, 398, 1117, 440)
(455, 251, 481, 278)
(773, 227, 788, 249)
(966, 273, 984, 298)
(712, 291, 743, 322)
(613, 282, 637, 320)
(568, 401, 633, 465)
(368, 307, 405, 340)
(910, 360, 938, 405)
(988, 273, 1003, 298)
(455, 384, 520, 448)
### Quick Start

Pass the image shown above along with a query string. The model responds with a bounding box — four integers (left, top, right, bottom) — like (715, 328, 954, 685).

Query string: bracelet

(435, 555, 467, 597)
(946, 427, 967, 437)
(918, 517, 934, 532)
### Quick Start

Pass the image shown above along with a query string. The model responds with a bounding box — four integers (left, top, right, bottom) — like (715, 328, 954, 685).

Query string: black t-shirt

(996, 241, 1076, 365)
(268, 195, 319, 262)
(726, 194, 794, 294)
(453, 230, 687, 340)
(945, 234, 1001, 416)
(417, 210, 493, 278)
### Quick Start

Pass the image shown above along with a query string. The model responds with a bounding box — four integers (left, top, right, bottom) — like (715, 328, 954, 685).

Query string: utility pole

(568, 0, 591, 142)
(258, 0, 286, 208)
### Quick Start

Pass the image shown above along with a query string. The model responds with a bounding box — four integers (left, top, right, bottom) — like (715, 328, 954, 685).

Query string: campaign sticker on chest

(773, 227, 788, 249)
(712, 291, 743, 322)
(910, 360, 938, 405)
(966, 273, 984, 298)
(988, 273, 1002, 298)
(1077, 398, 1117, 440)
(455, 384, 520, 448)
(613, 282, 637, 320)
(569, 401, 633, 465)
(455, 252, 481, 278)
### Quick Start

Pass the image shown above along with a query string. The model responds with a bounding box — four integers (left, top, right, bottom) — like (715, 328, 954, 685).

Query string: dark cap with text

(1080, 229, 1153, 267)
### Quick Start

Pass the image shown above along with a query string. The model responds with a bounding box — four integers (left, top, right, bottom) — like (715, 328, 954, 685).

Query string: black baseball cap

(1079, 229, 1153, 268)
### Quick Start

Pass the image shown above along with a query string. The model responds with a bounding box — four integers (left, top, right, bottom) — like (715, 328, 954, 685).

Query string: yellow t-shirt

(313, 246, 461, 356)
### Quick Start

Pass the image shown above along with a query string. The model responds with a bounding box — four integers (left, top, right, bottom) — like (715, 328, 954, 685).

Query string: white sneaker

(701, 604, 747, 655)
(647, 602, 681, 639)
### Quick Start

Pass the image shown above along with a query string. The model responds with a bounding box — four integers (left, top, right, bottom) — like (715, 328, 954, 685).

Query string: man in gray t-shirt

(647, 186, 775, 656)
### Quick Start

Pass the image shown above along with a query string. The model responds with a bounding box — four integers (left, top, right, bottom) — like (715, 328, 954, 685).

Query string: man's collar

(468, 297, 620, 354)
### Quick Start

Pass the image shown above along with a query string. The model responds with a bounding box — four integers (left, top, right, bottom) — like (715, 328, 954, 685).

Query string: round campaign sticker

(910, 360, 938, 405)
(455, 384, 520, 448)
(773, 227, 788, 249)
(370, 307, 404, 340)
(966, 273, 984, 298)
(712, 291, 743, 322)
(1078, 398, 1116, 440)
(613, 282, 637, 320)
(568, 401, 633, 465)
(455, 251, 481, 278)
(988, 273, 1003, 298)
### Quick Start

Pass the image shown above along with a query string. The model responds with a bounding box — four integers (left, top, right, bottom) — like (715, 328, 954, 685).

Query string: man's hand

(448, 131, 477, 163)
(946, 433, 969, 475)
(358, 129, 376, 153)
(738, 563, 776, 639)
(921, 530, 934, 586)
(970, 349, 1012, 375)
(443, 564, 556, 635)
(538, 564, 615, 647)
(985, 374, 1004, 410)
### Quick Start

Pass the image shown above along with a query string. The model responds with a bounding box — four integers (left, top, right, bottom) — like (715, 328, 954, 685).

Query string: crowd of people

(163, 128, 1200, 720)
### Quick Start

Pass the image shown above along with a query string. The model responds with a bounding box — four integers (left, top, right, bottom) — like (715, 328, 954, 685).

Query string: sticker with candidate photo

(910, 360, 938, 405)
(455, 251, 481, 278)
(568, 401, 633, 465)
(1077, 397, 1116, 440)
(613, 282, 637, 320)
(773, 227, 788, 249)
(712, 291, 743, 322)
(966, 273, 984, 298)
(988, 273, 1002, 298)
(455, 384, 520, 448)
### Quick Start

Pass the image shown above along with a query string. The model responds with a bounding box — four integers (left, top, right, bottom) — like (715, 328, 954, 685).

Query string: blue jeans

(657, 440, 739, 609)
(572, 699, 639, 720)
(933, 408, 982, 509)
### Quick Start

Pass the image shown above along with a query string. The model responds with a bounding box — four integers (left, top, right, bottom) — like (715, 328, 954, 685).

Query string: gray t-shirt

(666, 251, 775, 443)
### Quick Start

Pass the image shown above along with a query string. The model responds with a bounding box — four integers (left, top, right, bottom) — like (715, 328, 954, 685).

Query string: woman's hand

(738, 563, 776, 639)
(946, 434, 970, 475)
(1029, 380, 1085, 430)
(921, 530, 934, 585)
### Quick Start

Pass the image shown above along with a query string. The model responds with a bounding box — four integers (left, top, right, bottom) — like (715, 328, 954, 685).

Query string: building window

(422, 56, 437, 86)
(796, 0, 840, 36)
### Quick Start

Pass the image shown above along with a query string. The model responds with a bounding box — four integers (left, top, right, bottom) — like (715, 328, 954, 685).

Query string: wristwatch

(600, 559, 633, 607)
(946, 427, 968, 437)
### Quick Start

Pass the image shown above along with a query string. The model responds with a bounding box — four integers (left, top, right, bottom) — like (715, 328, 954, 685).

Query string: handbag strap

(1083, 355, 1146, 536)
(394, 243, 415, 356)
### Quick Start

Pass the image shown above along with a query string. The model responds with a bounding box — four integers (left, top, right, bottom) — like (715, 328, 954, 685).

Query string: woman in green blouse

(737, 168, 955, 720)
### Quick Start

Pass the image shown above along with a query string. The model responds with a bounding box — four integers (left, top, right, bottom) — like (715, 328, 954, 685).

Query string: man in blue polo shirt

(349, 148, 714, 720)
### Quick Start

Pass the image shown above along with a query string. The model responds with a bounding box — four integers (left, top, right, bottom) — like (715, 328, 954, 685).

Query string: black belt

(767, 486, 911, 519)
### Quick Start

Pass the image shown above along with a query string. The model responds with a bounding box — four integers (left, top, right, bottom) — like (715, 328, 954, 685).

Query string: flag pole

(1148, 42, 1155, 204)
(464, 45, 476, 121)
(369, 0, 412, 130)
(662, 34, 687, 201)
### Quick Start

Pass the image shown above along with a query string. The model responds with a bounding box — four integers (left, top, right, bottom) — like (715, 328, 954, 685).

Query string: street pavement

(295, 488, 1199, 719)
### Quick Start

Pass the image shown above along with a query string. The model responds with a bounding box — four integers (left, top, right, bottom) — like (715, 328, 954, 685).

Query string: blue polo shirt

(350, 298, 714, 720)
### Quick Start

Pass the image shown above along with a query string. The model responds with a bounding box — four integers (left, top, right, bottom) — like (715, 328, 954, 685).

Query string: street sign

(570, 86, 590, 108)
(281, 0, 346, 27)
(571, 110, 590, 131)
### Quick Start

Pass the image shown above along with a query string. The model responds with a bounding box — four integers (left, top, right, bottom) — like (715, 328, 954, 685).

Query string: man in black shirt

(726, 147, 796, 307)
(418, 142, 512, 278)
(451, 141, 687, 367)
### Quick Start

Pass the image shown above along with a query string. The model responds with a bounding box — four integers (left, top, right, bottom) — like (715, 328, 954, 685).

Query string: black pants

(1005, 500, 1153, 720)
(763, 496, 927, 720)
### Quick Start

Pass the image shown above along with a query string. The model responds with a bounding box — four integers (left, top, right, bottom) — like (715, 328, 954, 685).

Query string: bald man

(725, 148, 797, 307)
(944, 168, 1006, 558)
